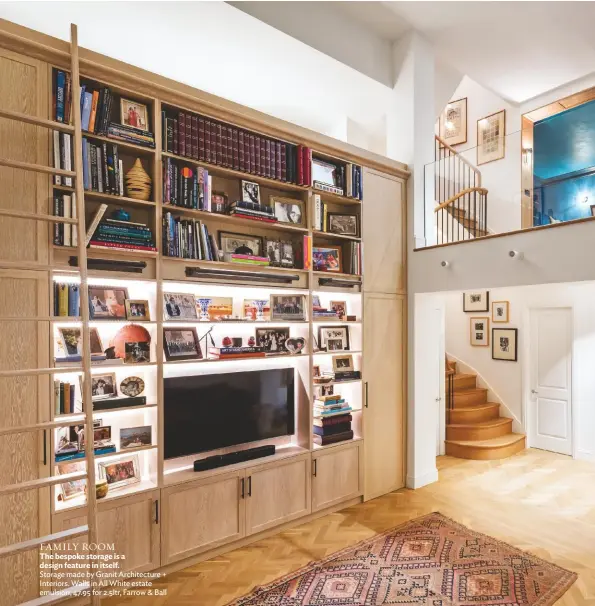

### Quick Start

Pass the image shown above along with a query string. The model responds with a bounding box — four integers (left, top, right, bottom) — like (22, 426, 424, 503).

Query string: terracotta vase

(125, 158, 152, 201)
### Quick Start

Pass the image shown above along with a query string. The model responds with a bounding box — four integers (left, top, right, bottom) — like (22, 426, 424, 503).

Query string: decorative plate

(120, 376, 145, 397)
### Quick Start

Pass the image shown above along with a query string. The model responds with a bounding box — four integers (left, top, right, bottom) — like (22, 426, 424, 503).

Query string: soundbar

(194, 444, 276, 472)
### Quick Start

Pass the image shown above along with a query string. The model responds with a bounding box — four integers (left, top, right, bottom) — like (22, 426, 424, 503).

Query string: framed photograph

(271, 295, 306, 321)
(98, 455, 141, 490)
(328, 213, 358, 237)
(477, 110, 506, 165)
(271, 196, 305, 226)
(163, 292, 198, 321)
(439, 97, 467, 146)
(312, 158, 340, 188)
(91, 373, 117, 400)
(241, 180, 261, 204)
(89, 328, 103, 355)
(93, 426, 112, 446)
(120, 425, 152, 449)
(463, 291, 489, 312)
(255, 327, 290, 353)
(124, 342, 150, 364)
(243, 299, 271, 321)
(119, 376, 145, 397)
(320, 385, 334, 396)
(492, 301, 509, 323)
(313, 365, 321, 378)
(219, 231, 263, 257)
(265, 239, 283, 265)
(312, 295, 322, 309)
(330, 300, 347, 318)
(332, 354, 354, 372)
(58, 327, 82, 356)
(120, 98, 149, 132)
(492, 328, 518, 362)
(318, 325, 350, 351)
(211, 192, 228, 214)
(313, 246, 342, 273)
(470, 317, 490, 347)
(125, 299, 150, 321)
(163, 327, 202, 361)
(89, 287, 129, 320)
(200, 297, 233, 321)
(57, 462, 86, 501)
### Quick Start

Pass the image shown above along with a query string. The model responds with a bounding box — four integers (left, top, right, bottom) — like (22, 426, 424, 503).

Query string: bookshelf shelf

(312, 230, 361, 242)
(313, 270, 361, 280)
(162, 151, 309, 194)
(312, 436, 363, 451)
(53, 184, 76, 193)
(84, 132, 156, 157)
(92, 403, 158, 415)
(55, 444, 158, 467)
(162, 257, 308, 274)
(163, 352, 309, 365)
(312, 349, 362, 356)
(314, 378, 362, 387)
(86, 247, 158, 258)
(163, 319, 309, 326)
(314, 189, 362, 206)
(84, 190, 156, 207)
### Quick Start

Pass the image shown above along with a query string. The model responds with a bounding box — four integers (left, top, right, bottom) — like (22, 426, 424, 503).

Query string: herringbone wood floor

(106, 449, 594, 605)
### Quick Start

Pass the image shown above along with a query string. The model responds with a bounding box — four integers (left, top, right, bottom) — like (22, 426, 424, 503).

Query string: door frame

(523, 305, 576, 458)
(437, 304, 446, 456)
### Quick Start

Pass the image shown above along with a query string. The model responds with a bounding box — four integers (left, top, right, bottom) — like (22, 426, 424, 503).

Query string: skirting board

(406, 468, 439, 489)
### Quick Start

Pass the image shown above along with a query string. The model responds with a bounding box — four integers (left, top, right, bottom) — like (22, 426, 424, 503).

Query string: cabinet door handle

(365, 382, 369, 408)
(43, 430, 47, 466)
(154, 500, 159, 524)
(312, 459, 317, 477)
(240, 477, 245, 499)
(247, 475, 252, 497)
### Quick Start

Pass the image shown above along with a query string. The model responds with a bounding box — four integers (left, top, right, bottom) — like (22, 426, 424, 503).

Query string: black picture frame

(491, 328, 518, 362)
(462, 291, 490, 312)
(318, 325, 350, 352)
(327, 213, 359, 237)
(218, 230, 264, 257)
(163, 327, 202, 361)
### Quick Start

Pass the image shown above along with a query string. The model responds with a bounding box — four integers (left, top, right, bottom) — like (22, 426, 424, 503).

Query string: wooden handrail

(435, 135, 482, 184)
(434, 187, 488, 212)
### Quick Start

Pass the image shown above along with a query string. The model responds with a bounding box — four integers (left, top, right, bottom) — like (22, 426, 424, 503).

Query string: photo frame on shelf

(470, 317, 490, 347)
(318, 325, 350, 351)
(120, 426, 152, 449)
(492, 327, 518, 361)
(163, 327, 202, 361)
(91, 373, 117, 400)
(57, 461, 86, 501)
(163, 293, 198, 321)
(219, 231, 263, 257)
(124, 342, 151, 364)
(270, 295, 306, 321)
(439, 97, 467, 146)
(211, 192, 228, 214)
(477, 110, 506, 165)
(328, 213, 358, 237)
(313, 246, 342, 273)
(271, 196, 305, 226)
(241, 180, 261, 204)
(119, 376, 145, 397)
(58, 327, 102, 356)
(332, 353, 354, 372)
(243, 299, 271, 321)
(120, 98, 149, 132)
(463, 291, 489, 312)
(125, 299, 150, 321)
(320, 385, 334, 396)
(98, 455, 141, 490)
(330, 300, 347, 318)
(89, 287, 129, 320)
(255, 327, 290, 353)
(492, 301, 509, 323)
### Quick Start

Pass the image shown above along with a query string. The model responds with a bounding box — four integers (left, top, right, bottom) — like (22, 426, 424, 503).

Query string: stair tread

(452, 402, 499, 412)
(445, 433, 525, 448)
(447, 418, 512, 429)
(454, 387, 487, 394)
(454, 373, 476, 379)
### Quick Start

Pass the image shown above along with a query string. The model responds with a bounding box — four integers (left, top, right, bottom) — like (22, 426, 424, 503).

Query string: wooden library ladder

(0, 25, 99, 606)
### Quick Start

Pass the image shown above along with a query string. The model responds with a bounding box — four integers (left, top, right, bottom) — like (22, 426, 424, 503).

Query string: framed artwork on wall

(439, 97, 467, 146)
(492, 328, 518, 361)
(463, 291, 489, 312)
(477, 110, 506, 165)
(470, 317, 490, 347)
(492, 301, 509, 323)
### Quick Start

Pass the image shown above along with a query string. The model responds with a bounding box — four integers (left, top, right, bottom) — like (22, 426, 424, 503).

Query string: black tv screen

(164, 368, 295, 459)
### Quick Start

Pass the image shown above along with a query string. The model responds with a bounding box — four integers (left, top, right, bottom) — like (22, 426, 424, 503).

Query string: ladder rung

(0, 108, 75, 134)
(0, 367, 83, 377)
(0, 209, 78, 224)
(0, 157, 76, 178)
(0, 420, 88, 437)
(0, 525, 88, 559)
(0, 261, 80, 271)
(0, 471, 87, 497)
(17, 583, 91, 606)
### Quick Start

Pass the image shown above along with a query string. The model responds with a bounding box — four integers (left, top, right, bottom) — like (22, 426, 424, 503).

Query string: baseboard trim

(406, 469, 438, 489)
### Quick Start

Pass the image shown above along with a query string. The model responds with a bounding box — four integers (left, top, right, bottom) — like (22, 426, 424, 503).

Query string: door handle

(365, 382, 369, 408)
(531, 389, 538, 394)
(153, 500, 159, 524)
(43, 430, 47, 466)
(247, 475, 252, 497)
(435, 397, 442, 402)
(312, 459, 317, 477)
(240, 477, 245, 499)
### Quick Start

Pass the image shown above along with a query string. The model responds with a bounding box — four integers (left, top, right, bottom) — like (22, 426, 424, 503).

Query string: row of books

(312, 161, 363, 200)
(54, 380, 79, 415)
(82, 137, 125, 195)
(56, 444, 116, 463)
(162, 108, 312, 185)
(349, 242, 362, 276)
(54, 283, 81, 317)
(163, 213, 220, 260)
(89, 209, 156, 253)
(163, 158, 212, 210)
(52, 131, 73, 187)
(52, 69, 73, 124)
(228, 200, 277, 223)
(313, 393, 353, 446)
(53, 192, 78, 248)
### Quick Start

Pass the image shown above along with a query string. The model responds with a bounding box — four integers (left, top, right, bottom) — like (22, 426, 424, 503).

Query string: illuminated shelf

(312, 230, 361, 242)
(312, 436, 363, 451)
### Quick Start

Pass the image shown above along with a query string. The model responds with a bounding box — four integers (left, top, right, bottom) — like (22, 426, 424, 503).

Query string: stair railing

(446, 365, 455, 425)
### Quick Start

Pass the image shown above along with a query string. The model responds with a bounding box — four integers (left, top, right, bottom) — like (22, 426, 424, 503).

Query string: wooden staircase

(445, 204, 488, 237)
(445, 359, 525, 460)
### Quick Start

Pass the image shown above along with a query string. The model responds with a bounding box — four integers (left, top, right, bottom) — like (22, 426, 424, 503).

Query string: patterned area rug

(229, 512, 576, 605)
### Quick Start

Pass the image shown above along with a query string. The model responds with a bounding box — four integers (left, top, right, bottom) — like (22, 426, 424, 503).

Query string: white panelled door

(528, 308, 573, 455)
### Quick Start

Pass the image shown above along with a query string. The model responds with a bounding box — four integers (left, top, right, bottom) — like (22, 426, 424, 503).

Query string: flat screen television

(164, 368, 295, 460)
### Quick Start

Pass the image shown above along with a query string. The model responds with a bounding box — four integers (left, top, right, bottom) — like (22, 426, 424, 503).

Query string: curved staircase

(445, 360, 525, 460)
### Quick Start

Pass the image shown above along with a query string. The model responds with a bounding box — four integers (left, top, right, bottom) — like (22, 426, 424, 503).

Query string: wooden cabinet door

(161, 471, 245, 565)
(363, 169, 405, 294)
(312, 442, 361, 512)
(363, 294, 405, 500)
(245, 454, 310, 536)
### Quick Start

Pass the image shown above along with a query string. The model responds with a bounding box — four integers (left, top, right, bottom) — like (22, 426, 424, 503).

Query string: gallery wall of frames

(0, 20, 407, 604)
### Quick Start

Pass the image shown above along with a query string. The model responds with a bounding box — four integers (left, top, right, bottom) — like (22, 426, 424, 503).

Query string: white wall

(1, 1, 401, 157)
(442, 282, 595, 462)
(520, 72, 595, 116)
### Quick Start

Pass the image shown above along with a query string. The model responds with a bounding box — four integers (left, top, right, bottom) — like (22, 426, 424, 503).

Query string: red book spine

(232, 129, 239, 170)
(216, 123, 222, 165)
(249, 134, 256, 174)
(198, 118, 206, 161)
(265, 139, 271, 178)
(260, 138, 266, 177)
(275, 141, 282, 180)
(297, 144, 303, 185)
(173, 119, 179, 155)
(238, 130, 245, 171)
(231, 213, 278, 223)
(178, 113, 186, 157)
(280, 143, 287, 182)
(254, 135, 261, 176)
(191, 115, 199, 160)
(270, 140, 276, 179)
(89, 241, 156, 252)
(185, 115, 192, 158)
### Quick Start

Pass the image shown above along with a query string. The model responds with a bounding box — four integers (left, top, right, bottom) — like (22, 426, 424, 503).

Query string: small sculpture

(222, 336, 232, 347)
(125, 158, 152, 201)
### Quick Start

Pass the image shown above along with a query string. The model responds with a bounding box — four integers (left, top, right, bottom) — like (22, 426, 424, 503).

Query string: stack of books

(53, 192, 78, 248)
(162, 108, 312, 185)
(228, 200, 277, 223)
(312, 162, 363, 200)
(312, 300, 341, 320)
(56, 443, 116, 463)
(82, 137, 124, 195)
(323, 369, 362, 382)
(54, 380, 79, 415)
(52, 69, 73, 124)
(223, 253, 269, 266)
(90, 217, 156, 253)
(313, 394, 353, 446)
(163, 213, 219, 260)
(208, 346, 265, 360)
(107, 123, 155, 148)
(163, 158, 212, 210)
(53, 282, 80, 317)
